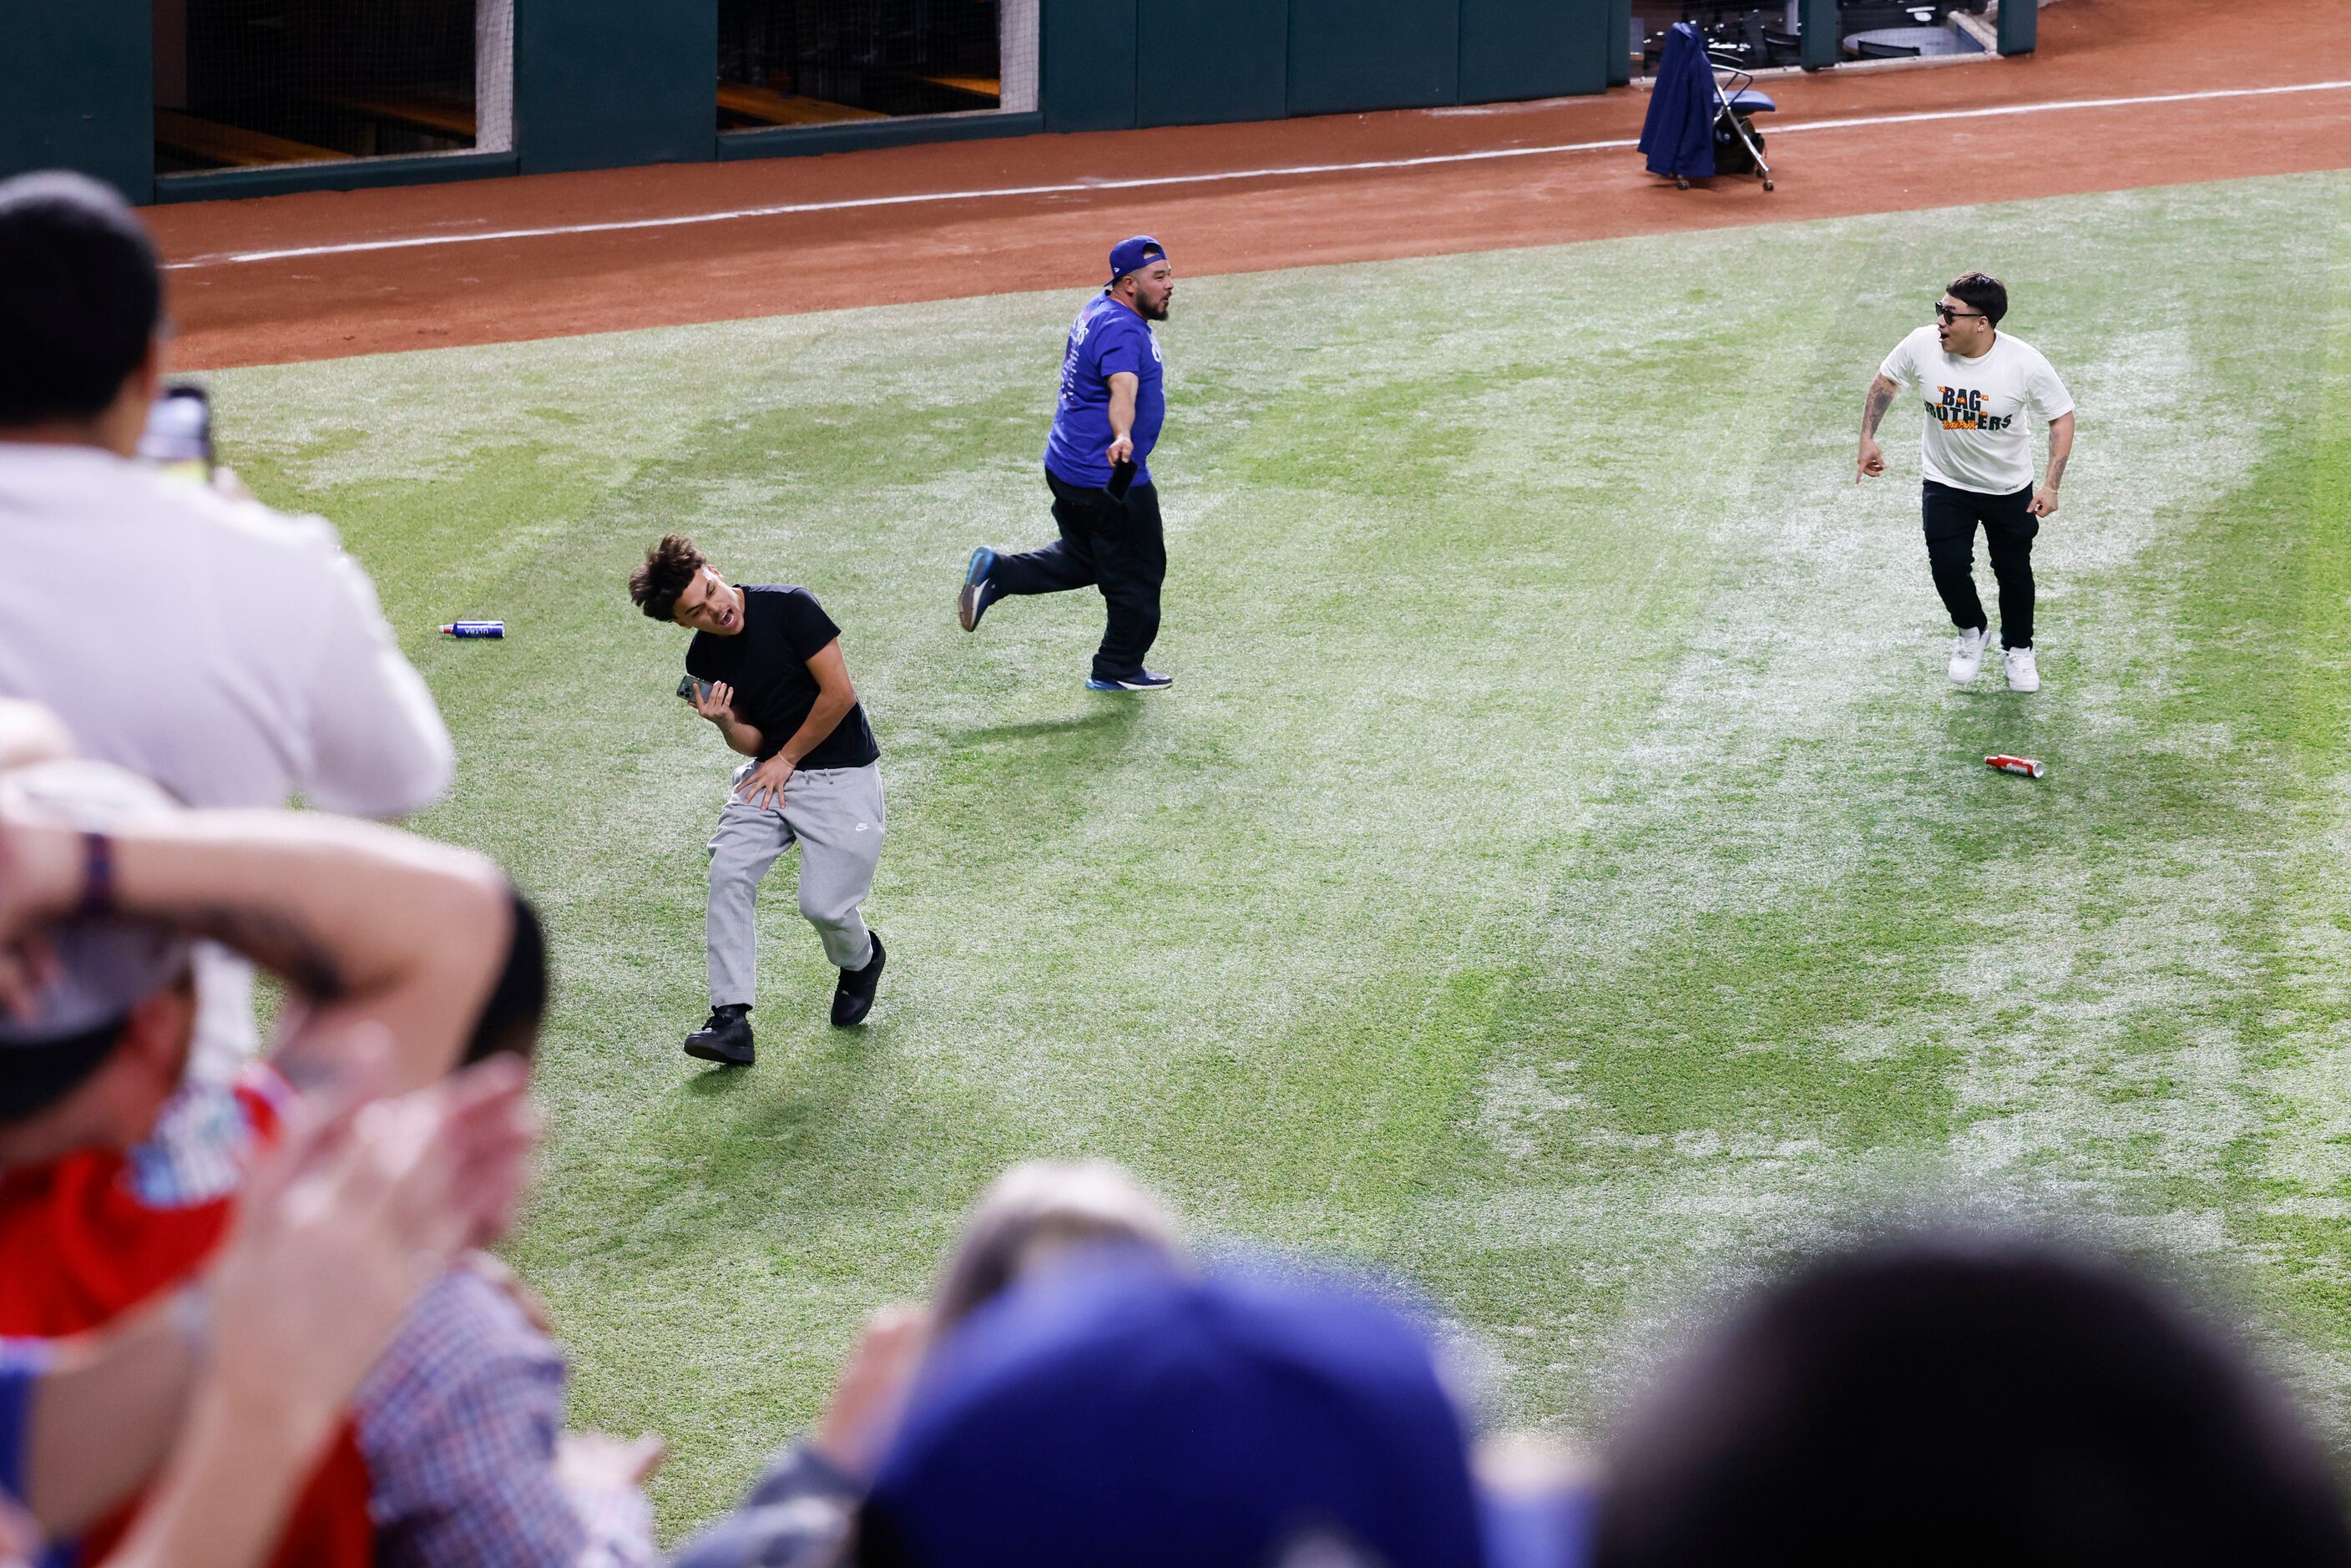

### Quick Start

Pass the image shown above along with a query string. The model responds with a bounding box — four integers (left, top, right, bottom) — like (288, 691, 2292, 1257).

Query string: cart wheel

(1763, 178, 1774, 191)
(1676, 176, 1689, 190)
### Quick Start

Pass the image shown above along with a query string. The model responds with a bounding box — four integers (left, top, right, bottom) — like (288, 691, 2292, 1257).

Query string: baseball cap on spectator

(0, 172, 162, 427)
(859, 1252, 1486, 1568)
(1106, 235, 1167, 285)
(0, 761, 190, 1124)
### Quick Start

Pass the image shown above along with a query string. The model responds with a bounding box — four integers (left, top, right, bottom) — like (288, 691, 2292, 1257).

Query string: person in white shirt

(1857, 271, 2075, 693)
(0, 171, 454, 1071)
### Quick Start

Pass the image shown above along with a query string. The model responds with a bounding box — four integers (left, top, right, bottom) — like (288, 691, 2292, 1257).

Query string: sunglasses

(1934, 303, 1988, 323)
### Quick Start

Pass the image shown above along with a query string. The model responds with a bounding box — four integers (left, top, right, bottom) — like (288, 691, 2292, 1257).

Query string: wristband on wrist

(75, 830, 115, 918)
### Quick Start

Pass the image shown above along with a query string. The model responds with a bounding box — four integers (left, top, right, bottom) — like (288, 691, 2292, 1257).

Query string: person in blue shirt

(958, 235, 1176, 692)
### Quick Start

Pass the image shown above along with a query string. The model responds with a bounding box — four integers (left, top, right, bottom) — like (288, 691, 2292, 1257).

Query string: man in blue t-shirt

(957, 235, 1176, 692)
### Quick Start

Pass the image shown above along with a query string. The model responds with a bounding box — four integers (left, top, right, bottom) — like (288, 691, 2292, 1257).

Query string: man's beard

(1142, 297, 1170, 321)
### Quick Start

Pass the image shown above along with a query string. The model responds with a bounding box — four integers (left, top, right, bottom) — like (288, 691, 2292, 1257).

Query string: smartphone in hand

(139, 384, 214, 484)
(677, 675, 715, 705)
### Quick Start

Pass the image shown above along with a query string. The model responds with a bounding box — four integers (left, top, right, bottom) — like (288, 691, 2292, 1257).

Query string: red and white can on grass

(1985, 754, 2045, 779)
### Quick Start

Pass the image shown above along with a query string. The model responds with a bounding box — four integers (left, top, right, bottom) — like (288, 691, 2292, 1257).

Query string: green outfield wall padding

(1287, 0, 1459, 116)
(718, 113, 1044, 162)
(1800, 0, 1838, 69)
(1459, 0, 1610, 102)
(154, 151, 518, 205)
(1998, 0, 2037, 55)
(514, 0, 715, 175)
(0, 3, 152, 200)
(1609, 0, 1632, 88)
(1136, 0, 1287, 128)
(1043, 0, 1139, 131)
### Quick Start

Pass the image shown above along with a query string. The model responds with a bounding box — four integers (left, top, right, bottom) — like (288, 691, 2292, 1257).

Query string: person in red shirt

(0, 749, 653, 1567)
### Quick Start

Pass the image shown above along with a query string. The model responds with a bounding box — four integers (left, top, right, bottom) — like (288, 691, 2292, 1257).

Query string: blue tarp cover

(1638, 22, 1714, 180)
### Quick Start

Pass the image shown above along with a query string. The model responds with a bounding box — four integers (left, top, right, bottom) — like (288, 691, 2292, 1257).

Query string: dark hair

(0, 172, 162, 427)
(1949, 271, 2009, 328)
(1595, 1234, 2351, 1568)
(629, 533, 705, 620)
(462, 890, 547, 1065)
(0, 1013, 131, 1126)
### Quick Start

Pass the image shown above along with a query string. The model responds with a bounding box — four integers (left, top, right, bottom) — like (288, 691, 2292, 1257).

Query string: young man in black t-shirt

(630, 534, 886, 1062)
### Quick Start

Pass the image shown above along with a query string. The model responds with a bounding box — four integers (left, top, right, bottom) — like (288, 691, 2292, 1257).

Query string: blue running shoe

(1084, 669, 1176, 692)
(958, 546, 999, 632)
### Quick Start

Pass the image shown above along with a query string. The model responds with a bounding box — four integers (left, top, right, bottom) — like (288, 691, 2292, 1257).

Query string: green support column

(1800, 0, 1838, 70)
(1610, 0, 1632, 87)
(0, 2, 152, 200)
(1998, 0, 2038, 54)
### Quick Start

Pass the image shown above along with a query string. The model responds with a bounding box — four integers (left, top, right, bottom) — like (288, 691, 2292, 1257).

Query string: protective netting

(718, 0, 1039, 132)
(154, 0, 513, 173)
(1632, 0, 1994, 76)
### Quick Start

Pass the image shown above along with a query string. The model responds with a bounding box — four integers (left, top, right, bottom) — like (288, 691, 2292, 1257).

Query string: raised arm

(2030, 410, 2075, 518)
(0, 803, 516, 1094)
(1857, 374, 1900, 482)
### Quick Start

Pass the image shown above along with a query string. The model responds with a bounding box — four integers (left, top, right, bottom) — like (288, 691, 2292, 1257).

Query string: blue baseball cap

(1106, 235, 1168, 284)
(863, 1252, 1487, 1567)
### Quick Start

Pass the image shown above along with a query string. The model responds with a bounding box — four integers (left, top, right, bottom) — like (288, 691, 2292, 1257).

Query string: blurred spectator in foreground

(1593, 1233, 2351, 1568)
(672, 1159, 1186, 1568)
(2, 1055, 535, 1568)
(857, 1252, 1486, 1568)
(0, 170, 456, 1080)
(0, 754, 659, 1567)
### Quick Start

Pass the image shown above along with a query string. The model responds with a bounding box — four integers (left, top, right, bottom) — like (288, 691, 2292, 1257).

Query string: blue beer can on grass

(439, 620, 505, 638)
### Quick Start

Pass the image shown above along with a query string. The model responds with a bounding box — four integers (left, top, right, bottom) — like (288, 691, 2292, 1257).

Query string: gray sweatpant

(706, 760, 884, 1007)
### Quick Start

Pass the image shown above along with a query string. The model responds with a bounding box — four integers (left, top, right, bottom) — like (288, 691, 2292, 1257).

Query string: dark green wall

(1136, 0, 1287, 128)
(1287, 0, 1459, 116)
(1042, 0, 1138, 131)
(1800, 0, 1838, 69)
(0, 0, 1632, 206)
(0, 3, 152, 200)
(1459, 0, 1612, 103)
(514, 0, 715, 174)
(1998, 0, 2037, 55)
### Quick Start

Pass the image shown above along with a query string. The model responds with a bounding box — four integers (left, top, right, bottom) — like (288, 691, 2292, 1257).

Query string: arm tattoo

(165, 905, 348, 1001)
(1862, 379, 1897, 438)
(2044, 450, 2070, 488)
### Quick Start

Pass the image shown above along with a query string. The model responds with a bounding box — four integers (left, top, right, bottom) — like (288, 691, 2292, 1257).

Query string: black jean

(1922, 479, 2040, 649)
(993, 473, 1167, 681)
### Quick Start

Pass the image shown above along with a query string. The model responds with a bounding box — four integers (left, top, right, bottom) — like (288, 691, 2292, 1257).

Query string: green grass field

(210, 168, 2350, 1535)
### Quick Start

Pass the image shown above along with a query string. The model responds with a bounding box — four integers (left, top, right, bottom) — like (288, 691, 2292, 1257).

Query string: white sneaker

(2005, 644, 2040, 692)
(1948, 625, 1993, 683)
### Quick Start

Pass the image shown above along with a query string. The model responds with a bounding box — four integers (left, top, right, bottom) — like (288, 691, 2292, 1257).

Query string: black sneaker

(683, 1004, 755, 1065)
(1084, 668, 1175, 692)
(831, 931, 886, 1027)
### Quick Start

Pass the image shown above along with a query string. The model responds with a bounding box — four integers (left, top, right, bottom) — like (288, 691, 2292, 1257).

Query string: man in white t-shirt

(0, 171, 455, 1070)
(1857, 271, 2075, 692)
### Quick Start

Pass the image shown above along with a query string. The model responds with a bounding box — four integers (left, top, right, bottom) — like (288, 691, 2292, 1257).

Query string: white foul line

(162, 78, 2351, 271)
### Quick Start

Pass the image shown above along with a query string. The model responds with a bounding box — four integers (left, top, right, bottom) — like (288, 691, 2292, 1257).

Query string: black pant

(1922, 479, 2039, 649)
(993, 473, 1166, 681)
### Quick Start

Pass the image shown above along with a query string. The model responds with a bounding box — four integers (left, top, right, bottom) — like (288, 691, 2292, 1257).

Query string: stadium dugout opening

(717, 0, 1039, 137)
(1635, 0, 2000, 77)
(152, 0, 513, 173)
